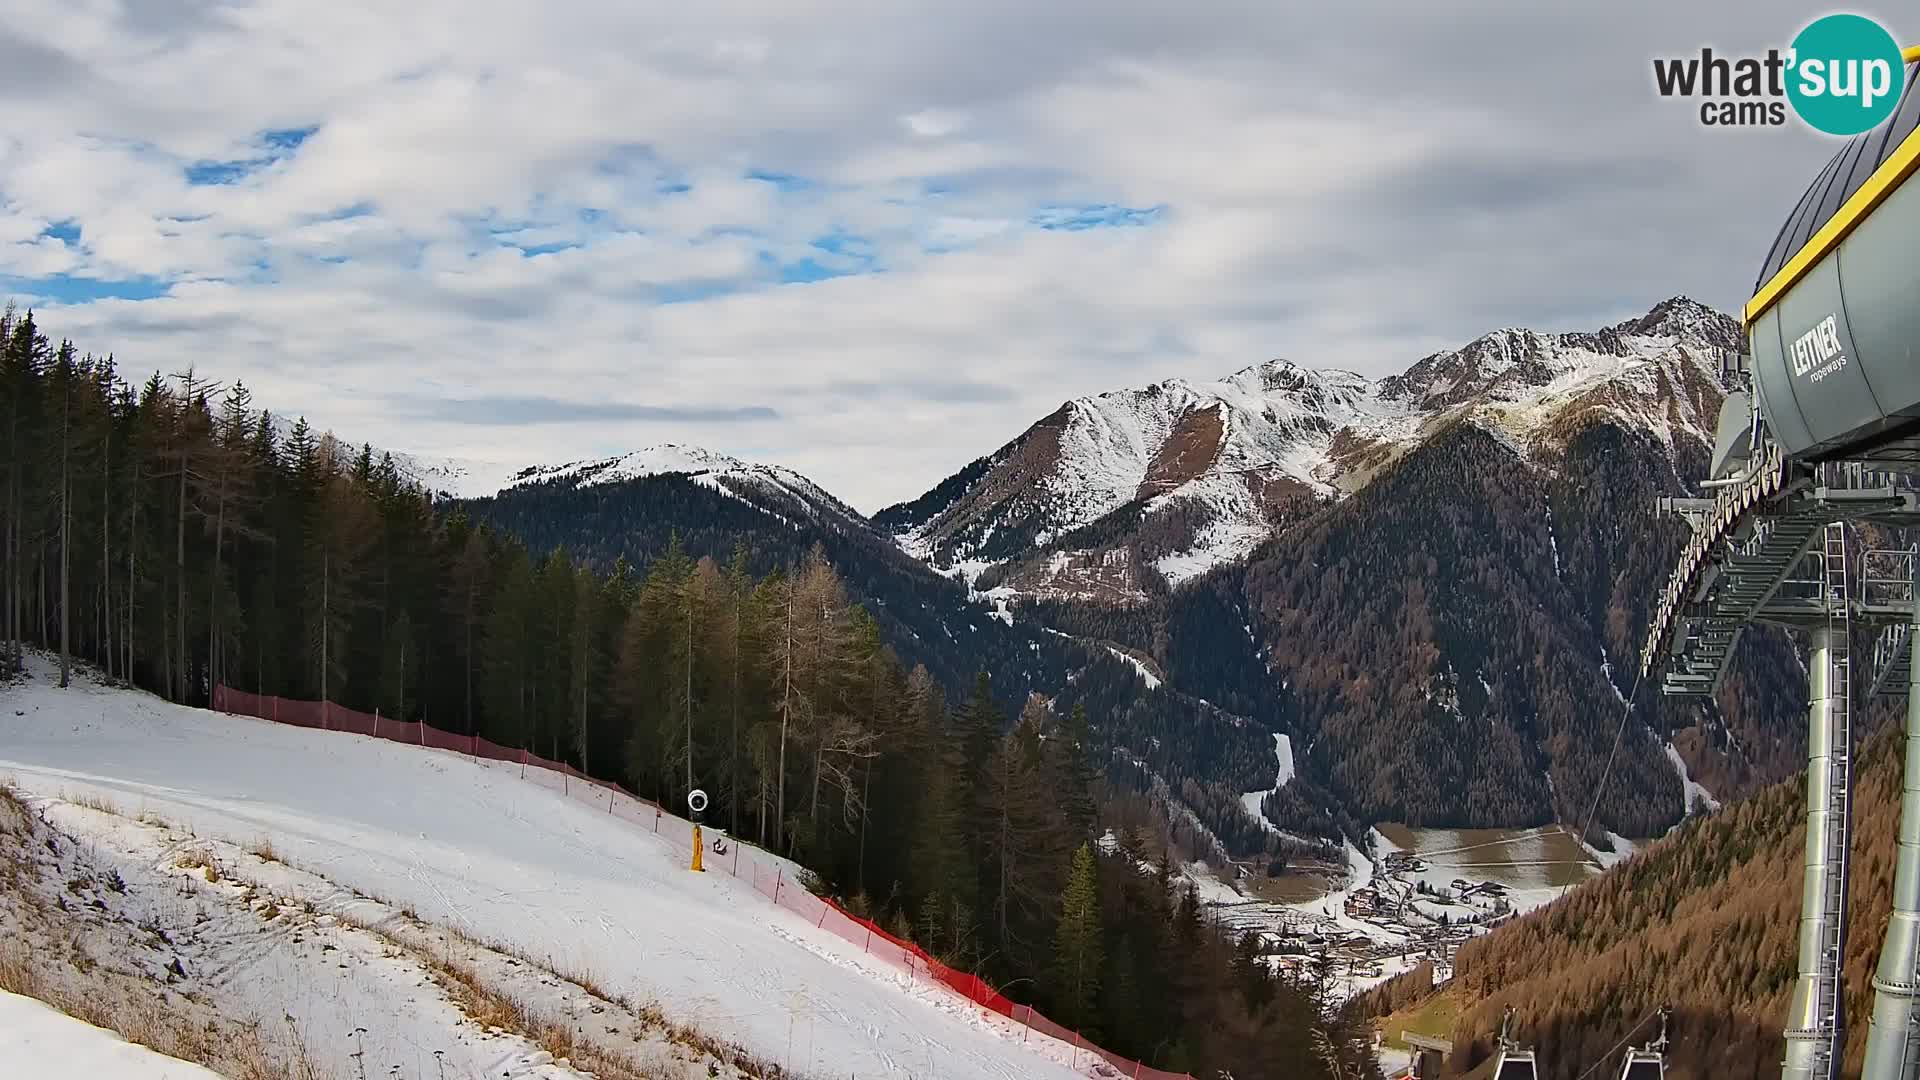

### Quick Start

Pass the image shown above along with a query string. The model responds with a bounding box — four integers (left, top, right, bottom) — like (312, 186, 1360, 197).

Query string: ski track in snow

(0, 662, 1100, 1080)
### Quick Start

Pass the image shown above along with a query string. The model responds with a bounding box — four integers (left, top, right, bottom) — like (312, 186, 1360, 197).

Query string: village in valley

(1181, 825, 1608, 1001)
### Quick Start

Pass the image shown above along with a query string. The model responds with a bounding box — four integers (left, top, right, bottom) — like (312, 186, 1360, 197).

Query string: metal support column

(1785, 523, 1855, 1080)
(1862, 586, 1920, 1080)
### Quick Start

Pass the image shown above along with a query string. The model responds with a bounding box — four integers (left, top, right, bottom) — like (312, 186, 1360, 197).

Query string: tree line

(0, 306, 1372, 1078)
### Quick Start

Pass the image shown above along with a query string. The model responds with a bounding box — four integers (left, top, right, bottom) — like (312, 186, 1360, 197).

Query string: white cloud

(903, 108, 968, 138)
(0, 0, 1862, 510)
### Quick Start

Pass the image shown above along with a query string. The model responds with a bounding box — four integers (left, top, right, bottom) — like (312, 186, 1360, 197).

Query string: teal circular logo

(1787, 14, 1907, 136)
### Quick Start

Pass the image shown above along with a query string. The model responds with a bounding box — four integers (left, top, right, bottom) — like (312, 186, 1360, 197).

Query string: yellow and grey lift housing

(1637, 50, 1920, 1080)
(1746, 47, 1920, 465)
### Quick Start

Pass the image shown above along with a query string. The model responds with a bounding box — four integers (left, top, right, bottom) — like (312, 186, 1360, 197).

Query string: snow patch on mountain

(1666, 742, 1722, 815)
(1240, 733, 1295, 833)
(391, 444, 860, 534)
(1107, 646, 1162, 690)
(1154, 517, 1273, 586)
(504, 444, 844, 508)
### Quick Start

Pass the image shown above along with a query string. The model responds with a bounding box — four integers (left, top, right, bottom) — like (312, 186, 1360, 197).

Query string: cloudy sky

(0, 1, 1898, 509)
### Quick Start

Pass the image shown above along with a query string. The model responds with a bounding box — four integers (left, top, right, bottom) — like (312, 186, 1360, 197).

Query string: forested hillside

(458, 455, 1315, 857)
(1360, 702, 1907, 1079)
(0, 306, 1372, 1078)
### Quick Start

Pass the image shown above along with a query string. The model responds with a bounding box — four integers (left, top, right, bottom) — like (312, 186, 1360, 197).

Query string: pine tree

(380, 608, 413, 720)
(308, 464, 377, 712)
(1052, 702, 1099, 842)
(444, 519, 489, 734)
(570, 563, 598, 769)
(201, 381, 263, 695)
(51, 341, 76, 687)
(983, 699, 1071, 967)
(1050, 842, 1104, 1031)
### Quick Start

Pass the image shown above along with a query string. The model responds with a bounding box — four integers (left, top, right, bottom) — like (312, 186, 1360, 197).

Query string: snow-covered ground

(1239, 733, 1294, 833)
(0, 990, 223, 1080)
(1665, 742, 1722, 815)
(3, 787, 729, 1080)
(1105, 646, 1163, 690)
(0, 659, 1101, 1080)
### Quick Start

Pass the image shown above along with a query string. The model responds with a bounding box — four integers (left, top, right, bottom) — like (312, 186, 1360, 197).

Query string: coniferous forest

(0, 307, 1376, 1078)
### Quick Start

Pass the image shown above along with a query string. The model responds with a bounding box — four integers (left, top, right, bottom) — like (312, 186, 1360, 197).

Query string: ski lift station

(1481, 42, 1920, 1080)
(1633, 44, 1920, 1080)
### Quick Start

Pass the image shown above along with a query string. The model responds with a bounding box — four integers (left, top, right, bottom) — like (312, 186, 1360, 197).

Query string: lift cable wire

(1568, 1007, 1666, 1080)
(1562, 666, 1647, 901)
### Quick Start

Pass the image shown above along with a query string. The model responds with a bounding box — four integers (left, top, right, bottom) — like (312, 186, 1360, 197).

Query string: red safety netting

(211, 685, 1192, 1080)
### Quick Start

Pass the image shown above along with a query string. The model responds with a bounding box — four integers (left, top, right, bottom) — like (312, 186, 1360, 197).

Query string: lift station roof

(1747, 59, 1920, 463)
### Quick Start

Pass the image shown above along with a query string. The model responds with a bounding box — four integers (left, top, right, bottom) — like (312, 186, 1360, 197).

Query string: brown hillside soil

(1137, 405, 1225, 499)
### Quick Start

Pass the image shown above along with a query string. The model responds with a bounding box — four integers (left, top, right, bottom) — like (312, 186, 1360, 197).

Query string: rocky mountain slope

(881, 297, 1739, 602)
(874, 297, 1798, 838)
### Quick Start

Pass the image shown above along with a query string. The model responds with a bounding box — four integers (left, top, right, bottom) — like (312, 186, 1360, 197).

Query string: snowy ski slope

(0, 990, 223, 1079)
(0, 666, 1095, 1080)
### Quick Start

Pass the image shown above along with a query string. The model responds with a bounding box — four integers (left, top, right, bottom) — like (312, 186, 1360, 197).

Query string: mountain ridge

(394, 296, 1778, 841)
(883, 296, 1739, 602)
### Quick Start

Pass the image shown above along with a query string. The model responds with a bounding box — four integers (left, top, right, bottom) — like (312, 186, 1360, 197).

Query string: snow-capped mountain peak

(488, 443, 861, 527)
(886, 297, 1739, 599)
(503, 444, 759, 489)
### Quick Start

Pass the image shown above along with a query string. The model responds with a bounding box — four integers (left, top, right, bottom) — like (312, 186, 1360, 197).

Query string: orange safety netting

(211, 686, 1193, 1080)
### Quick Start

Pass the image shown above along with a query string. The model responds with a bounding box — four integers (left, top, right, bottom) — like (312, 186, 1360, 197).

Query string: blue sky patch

(40, 221, 81, 245)
(262, 126, 318, 151)
(185, 159, 256, 185)
(655, 281, 742, 305)
(778, 258, 842, 284)
(6, 274, 171, 304)
(183, 125, 321, 185)
(310, 201, 376, 222)
(1030, 203, 1165, 231)
(746, 169, 812, 192)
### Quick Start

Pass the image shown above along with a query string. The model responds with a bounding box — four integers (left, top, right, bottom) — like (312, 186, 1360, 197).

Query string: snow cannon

(688, 788, 708, 873)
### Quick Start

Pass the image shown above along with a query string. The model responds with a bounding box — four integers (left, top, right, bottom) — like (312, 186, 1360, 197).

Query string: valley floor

(1196, 823, 1642, 1005)
(0, 657, 1099, 1080)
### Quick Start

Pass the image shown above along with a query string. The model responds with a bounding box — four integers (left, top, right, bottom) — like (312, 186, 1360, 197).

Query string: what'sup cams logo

(1654, 13, 1907, 134)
